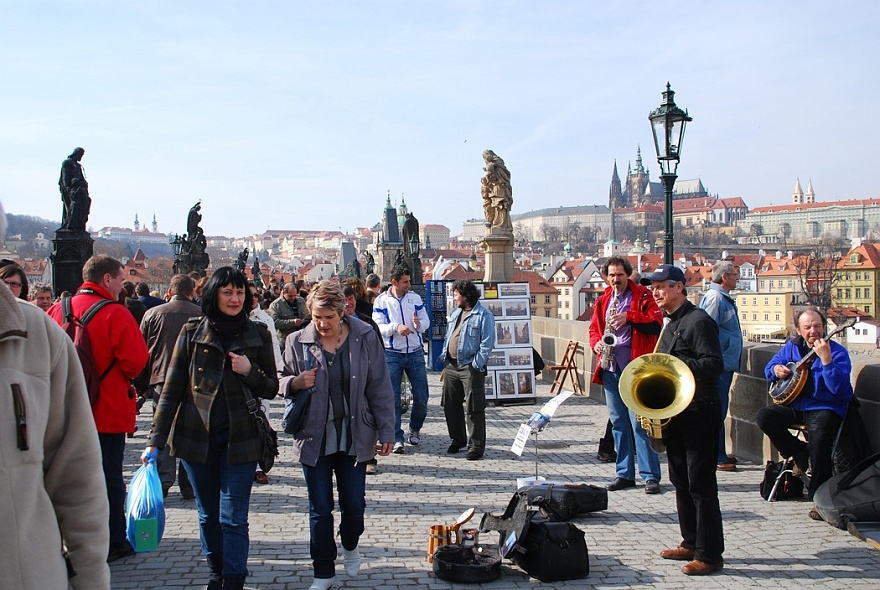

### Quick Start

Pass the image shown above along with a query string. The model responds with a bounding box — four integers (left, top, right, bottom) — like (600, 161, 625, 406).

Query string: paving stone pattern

(112, 372, 880, 589)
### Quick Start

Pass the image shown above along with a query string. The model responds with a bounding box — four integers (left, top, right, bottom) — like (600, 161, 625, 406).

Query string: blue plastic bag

(126, 450, 165, 552)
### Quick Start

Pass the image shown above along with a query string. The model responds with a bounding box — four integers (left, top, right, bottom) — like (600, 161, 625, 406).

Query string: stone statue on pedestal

(481, 149, 513, 234)
(402, 212, 420, 257)
(59, 147, 91, 231)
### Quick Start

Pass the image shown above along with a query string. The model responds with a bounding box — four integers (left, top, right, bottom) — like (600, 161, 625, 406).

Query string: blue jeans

(385, 350, 429, 443)
(182, 428, 257, 578)
(603, 371, 661, 482)
(302, 452, 367, 579)
(717, 371, 733, 463)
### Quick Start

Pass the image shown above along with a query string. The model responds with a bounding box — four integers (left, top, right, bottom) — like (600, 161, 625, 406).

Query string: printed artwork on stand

(487, 350, 508, 369)
(508, 351, 533, 368)
(497, 371, 516, 396)
(503, 299, 530, 317)
(515, 371, 535, 396)
(485, 300, 504, 317)
(484, 372, 496, 397)
(498, 283, 529, 298)
(495, 320, 531, 348)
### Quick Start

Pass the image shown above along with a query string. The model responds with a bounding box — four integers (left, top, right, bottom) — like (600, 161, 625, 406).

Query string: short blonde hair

(307, 280, 345, 315)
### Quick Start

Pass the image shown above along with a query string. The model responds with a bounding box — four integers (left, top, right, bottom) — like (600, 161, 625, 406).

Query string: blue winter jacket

(437, 302, 496, 371)
(764, 338, 854, 418)
(699, 284, 743, 372)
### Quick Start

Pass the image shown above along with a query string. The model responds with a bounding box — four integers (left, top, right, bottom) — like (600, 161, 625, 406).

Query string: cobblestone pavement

(112, 372, 880, 589)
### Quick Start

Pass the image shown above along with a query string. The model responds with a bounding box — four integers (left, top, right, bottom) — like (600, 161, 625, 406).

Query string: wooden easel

(547, 340, 583, 395)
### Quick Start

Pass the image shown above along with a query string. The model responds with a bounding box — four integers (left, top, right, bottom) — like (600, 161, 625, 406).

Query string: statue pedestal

(480, 231, 514, 283)
(51, 229, 94, 296)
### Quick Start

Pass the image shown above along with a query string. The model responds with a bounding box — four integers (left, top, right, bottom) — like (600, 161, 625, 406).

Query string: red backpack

(61, 292, 118, 407)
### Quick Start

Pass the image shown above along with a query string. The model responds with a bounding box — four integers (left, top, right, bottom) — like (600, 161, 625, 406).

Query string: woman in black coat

(146, 267, 278, 590)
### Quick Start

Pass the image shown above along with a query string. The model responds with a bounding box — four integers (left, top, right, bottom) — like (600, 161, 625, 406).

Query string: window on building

(759, 280, 765, 289)
(846, 272, 851, 281)
(788, 280, 793, 289)
(742, 313, 747, 320)
(545, 295, 551, 304)
(866, 306, 871, 314)
(775, 313, 781, 321)
(764, 313, 769, 321)
(837, 289, 842, 298)
(867, 288, 871, 298)
(563, 288, 569, 296)
(775, 297, 780, 305)
(564, 301, 569, 308)
(856, 272, 862, 280)
(752, 313, 757, 320)
(764, 297, 769, 305)
(531, 309, 536, 316)
(856, 288, 862, 298)
(846, 289, 852, 298)
(752, 297, 757, 306)
(531, 295, 536, 304)
(545, 310, 551, 317)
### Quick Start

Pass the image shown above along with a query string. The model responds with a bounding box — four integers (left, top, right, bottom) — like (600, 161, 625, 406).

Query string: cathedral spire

(152, 212, 158, 233)
(609, 160, 622, 208)
(805, 179, 815, 204)
(133, 212, 140, 232)
(792, 178, 804, 204)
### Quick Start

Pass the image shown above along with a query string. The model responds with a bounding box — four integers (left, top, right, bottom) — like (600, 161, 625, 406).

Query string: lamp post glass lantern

(649, 83, 692, 264)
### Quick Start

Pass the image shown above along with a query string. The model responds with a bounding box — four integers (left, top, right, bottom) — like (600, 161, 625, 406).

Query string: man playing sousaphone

(589, 257, 664, 494)
(757, 308, 854, 519)
(642, 264, 724, 576)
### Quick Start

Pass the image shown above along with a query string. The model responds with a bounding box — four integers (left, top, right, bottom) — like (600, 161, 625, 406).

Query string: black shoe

(447, 444, 464, 454)
(645, 479, 661, 494)
(181, 490, 196, 500)
(607, 477, 636, 491)
(466, 449, 484, 461)
(162, 484, 171, 499)
(107, 542, 135, 562)
(597, 451, 617, 463)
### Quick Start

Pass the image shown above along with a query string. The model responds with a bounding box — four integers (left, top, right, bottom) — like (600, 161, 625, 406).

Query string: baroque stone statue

(59, 147, 91, 231)
(481, 149, 513, 233)
(401, 212, 420, 257)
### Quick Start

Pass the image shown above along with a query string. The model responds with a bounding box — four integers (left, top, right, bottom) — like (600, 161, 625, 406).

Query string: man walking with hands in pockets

(372, 264, 430, 454)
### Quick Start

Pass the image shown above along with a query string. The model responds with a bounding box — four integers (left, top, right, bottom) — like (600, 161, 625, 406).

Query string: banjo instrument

(768, 319, 855, 405)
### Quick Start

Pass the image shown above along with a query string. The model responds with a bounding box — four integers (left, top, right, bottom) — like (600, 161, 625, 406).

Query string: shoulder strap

(81, 299, 116, 325)
(61, 294, 74, 322)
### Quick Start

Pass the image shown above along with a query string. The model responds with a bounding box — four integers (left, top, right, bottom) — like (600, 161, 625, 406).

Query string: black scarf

(208, 312, 249, 351)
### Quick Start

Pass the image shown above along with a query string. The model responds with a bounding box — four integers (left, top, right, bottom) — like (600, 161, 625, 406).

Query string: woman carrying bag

(280, 281, 395, 590)
(146, 267, 278, 590)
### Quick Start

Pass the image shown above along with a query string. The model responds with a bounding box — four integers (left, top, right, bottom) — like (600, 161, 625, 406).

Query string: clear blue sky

(1, 1, 878, 238)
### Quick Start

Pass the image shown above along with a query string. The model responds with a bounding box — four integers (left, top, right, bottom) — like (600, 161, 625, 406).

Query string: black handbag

(240, 379, 278, 473)
(509, 515, 589, 582)
(517, 482, 608, 521)
(281, 344, 315, 435)
(759, 460, 804, 501)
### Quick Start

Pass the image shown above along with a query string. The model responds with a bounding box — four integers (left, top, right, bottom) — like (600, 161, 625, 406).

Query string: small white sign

(510, 423, 532, 456)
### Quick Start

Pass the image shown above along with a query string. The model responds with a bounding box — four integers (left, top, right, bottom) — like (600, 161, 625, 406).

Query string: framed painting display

(495, 320, 532, 348)
(486, 350, 508, 369)
(507, 350, 533, 368)
(514, 371, 535, 396)
(484, 372, 496, 398)
(502, 299, 530, 317)
(497, 283, 529, 298)
(484, 300, 504, 318)
(496, 371, 516, 396)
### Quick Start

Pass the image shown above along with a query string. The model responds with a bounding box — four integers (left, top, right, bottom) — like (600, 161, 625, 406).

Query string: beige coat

(0, 284, 111, 589)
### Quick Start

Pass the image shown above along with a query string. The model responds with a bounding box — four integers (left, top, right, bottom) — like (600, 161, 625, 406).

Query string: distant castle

(609, 146, 709, 209)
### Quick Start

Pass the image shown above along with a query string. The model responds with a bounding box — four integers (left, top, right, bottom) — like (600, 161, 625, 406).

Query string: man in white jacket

(0, 200, 111, 589)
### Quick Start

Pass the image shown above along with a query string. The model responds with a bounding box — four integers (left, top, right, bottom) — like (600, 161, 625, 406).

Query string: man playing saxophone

(642, 264, 724, 576)
(589, 257, 663, 494)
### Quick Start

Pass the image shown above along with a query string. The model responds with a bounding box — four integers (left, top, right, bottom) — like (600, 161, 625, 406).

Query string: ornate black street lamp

(649, 83, 692, 264)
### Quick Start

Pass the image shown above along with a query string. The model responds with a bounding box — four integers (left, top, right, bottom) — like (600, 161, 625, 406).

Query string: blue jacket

(699, 284, 743, 372)
(437, 302, 496, 371)
(764, 338, 853, 418)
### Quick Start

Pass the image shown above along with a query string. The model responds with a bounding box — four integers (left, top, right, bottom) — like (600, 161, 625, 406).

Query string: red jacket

(49, 281, 149, 433)
(589, 279, 662, 384)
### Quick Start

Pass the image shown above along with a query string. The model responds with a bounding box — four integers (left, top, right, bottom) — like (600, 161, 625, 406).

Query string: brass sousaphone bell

(619, 353, 695, 453)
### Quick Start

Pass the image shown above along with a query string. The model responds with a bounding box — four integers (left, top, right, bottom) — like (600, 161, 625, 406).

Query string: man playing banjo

(757, 308, 854, 518)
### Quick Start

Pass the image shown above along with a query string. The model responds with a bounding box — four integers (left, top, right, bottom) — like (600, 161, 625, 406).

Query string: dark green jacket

(149, 317, 279, 464)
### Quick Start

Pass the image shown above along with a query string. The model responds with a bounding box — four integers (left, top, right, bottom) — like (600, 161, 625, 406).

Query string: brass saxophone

(598, 289, 619, 370)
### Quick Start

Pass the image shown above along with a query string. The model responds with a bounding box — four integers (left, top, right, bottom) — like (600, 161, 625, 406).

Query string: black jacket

(656, 301, 723, 407)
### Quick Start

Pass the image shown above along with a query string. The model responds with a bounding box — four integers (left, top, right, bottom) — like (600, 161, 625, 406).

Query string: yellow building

(738, 255, 805, 341)
(835, 242, 880, 316)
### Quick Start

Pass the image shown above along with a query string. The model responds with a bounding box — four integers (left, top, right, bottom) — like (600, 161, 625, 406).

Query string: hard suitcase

(517, 482, 608, 521)
(509, 515, 589, 582)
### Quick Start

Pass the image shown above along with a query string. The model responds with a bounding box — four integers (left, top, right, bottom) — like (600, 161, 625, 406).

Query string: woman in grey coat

(280, 281, 395, 590)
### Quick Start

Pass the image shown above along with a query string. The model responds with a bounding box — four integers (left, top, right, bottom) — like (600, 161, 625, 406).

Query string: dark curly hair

(453, 279, 481, 307)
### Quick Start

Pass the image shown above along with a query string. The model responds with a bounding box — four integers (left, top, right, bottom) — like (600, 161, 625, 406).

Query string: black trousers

(755, 404, 842, 496)
(664, 403, 724, 564)
(441, 362, 486, 452)
(98, 432, 128, 547)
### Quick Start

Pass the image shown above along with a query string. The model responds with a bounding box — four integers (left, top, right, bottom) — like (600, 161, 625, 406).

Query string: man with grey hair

(0, 200, 111, 587)
(268, 282, 309, 349)
(138, 274, 201, 498)
(699, 261, 743, 472)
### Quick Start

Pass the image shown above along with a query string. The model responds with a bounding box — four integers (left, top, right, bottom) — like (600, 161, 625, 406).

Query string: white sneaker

(392, 442, 405, 454)
(343, 548, 362, 576)
(308, 577, 336, 590)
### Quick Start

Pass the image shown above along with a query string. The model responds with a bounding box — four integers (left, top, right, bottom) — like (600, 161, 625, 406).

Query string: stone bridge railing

(531, 316, 879, 464)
